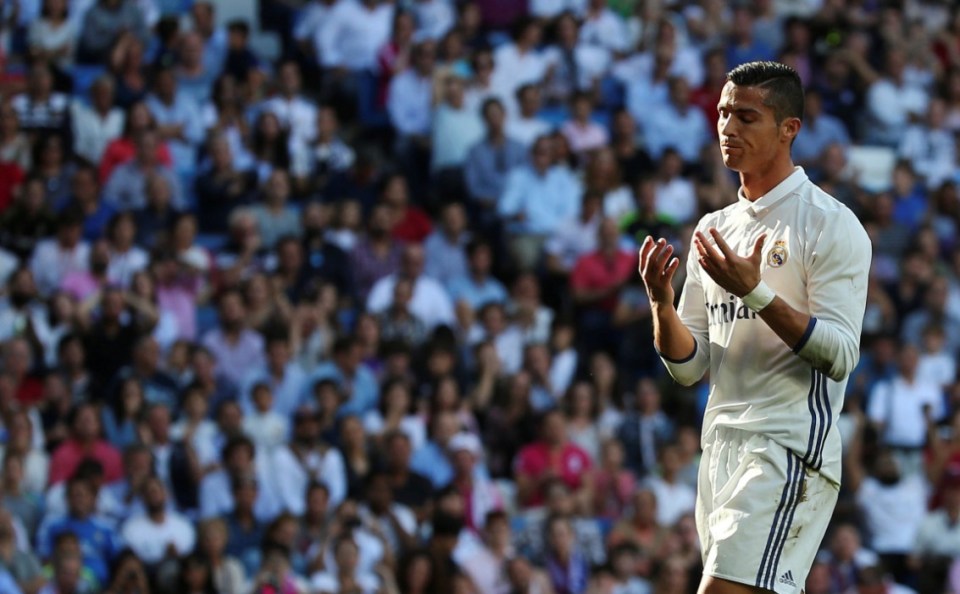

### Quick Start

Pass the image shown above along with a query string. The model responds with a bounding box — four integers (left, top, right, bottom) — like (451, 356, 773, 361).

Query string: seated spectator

(448, 240, 508, 310)
(37, 475, 119, 585)
(271, 408, 347, 516)
(515, 409, 592, 509)
(543, 514, 591, 594)
(70, 77, 124, 167)
(724, 6, 775, 69)
(0, 508, 42, 593)
(380, 430, 434, 517)
(410, 411, 463, 489)
(103, 130, 184, 211)
(120, 476, 196, 567)
(104, 213, 148, 288)
(506, 85, 553, 148)
(377, 277, 430, 347)
(641, 445, 696, 528)
(11, 64, 70, 140)
(307, 336, 380, 417)
(49, 404, 123, 486)
(432, 73, 485, 178)
(367, 243, 454, 330)
(223, 473, 266, 575)
(864, 46, 929, 148)
(242, 383, 291, 452)
(911, 468, 960, 570)
(316, 0, 394, 74)
(499, 136, 582, 271)
(30, 209, 89, 298)
(815, 524, 879, 594)
(175, 31, 218, 105)
(239, 332, 307, 417)
(606, 488, 667, 557)
(201, 289, 266, 388)
(1, 453, 44, 538)
(43, 458, 120, 526)
(311, 535, 381, 594)
(194, 134, 256, 235)
(617, 378, 675, 478)
(543, 13, 610, 107)
(560, 92, 609, 157)
(792, 88, 851, 174)
(382, 174, 432, 244)
(199, 435, 278, 523)
(652, 150, 696, 225)
(492, 19, 550, 106)
(350, 204, 405, 303)
(292, 105, 356, 194)
(145, 67, 204, 176)
(424, 201, 471, 289)
(76, 0, 149, 65)
(107, 336, 179, 411)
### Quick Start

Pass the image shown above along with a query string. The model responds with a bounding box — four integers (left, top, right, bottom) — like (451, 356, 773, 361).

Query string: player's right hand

(639, 236, 680, 306)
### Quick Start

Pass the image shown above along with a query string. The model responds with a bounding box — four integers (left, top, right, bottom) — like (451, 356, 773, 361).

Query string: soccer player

(639, 61, 871, 594)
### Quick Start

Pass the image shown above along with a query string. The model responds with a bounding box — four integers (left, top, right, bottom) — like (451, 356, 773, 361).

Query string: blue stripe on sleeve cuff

(657, 341, 698, 364)
(793, 317, 817, 354)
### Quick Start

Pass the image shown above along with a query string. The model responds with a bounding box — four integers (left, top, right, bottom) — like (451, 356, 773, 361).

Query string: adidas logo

(778, 571, 797, 587)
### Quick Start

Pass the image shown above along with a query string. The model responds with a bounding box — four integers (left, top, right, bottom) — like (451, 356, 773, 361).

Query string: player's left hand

(694, 228, 766, 297)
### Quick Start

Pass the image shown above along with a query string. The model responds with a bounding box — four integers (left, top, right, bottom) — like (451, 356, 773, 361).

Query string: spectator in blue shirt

(447, 239, 508, 310)
(36, 475, 121, 587)
(306, 336, 380, 417)
(725, 6, 775, 69)
(793, 88, 851, 173)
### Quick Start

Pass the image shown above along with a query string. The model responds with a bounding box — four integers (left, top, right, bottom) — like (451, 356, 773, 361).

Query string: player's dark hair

(726, 61, 804, 124)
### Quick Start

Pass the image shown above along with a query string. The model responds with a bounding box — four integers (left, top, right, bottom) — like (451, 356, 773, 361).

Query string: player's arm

(639, 236, 710, 386)
(695, 211, 871, 382)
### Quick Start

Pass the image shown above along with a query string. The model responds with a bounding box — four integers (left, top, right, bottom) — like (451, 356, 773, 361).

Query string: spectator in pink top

(49, 402, 123, 485)
(514, 409, 592, 509)
(560, 92, 609, 157)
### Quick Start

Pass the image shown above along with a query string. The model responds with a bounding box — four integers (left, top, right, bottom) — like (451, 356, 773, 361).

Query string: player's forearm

(756, 296, 811, 351)
(652, 303, 696, 361)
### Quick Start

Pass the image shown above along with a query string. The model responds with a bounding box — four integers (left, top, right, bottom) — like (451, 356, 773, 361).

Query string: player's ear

(781, 117, 801, 143)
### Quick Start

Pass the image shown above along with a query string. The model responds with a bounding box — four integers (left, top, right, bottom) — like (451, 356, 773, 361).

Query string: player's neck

(739, 159, 797, 201)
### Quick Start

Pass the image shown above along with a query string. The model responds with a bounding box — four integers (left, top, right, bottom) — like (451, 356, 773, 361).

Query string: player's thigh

(698, 574, 768, 594)
(699, 429, 838, 594)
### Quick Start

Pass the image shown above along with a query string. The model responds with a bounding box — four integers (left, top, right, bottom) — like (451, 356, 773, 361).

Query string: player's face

(716, 82, 797, 175)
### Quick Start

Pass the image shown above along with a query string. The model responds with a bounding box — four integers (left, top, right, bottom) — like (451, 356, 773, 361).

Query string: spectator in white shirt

(412, 0, 455, 41)
(642, 444, 695, 527)
(506, 84, 553, 148)
(579, 0, 630, 55)
(262, 61, 318, 147)
(311, 535, 381, 594)
(271, 409, 347, 515)
(293, 0, 339, 65)
(912, 469, 960, 569)
(241, 383, 290, 452)
(543, 13, 611, 106)
(29, 209, 89, 298)
(432, 73, 484, 173)
(367, 243, 456, 329)
(917, 324, 956, 391)
(492, 18, 551, 100)
(120, 476, 196, 566)
(652, 149, 697, 225)
(865, 46, 930, 147)
(618, 45, 674, 128)
(317, 0, 395, 72)
(71, 76, 124, 166)
(388, 40, 437, 190)
(898, 97, 957, 189)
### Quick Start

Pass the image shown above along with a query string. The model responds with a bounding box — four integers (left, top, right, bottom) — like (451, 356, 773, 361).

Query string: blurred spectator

(12, 64, 70, 141)
(200, 289, 266, 388)
(507, 85, 553, 148)
(49, 404, 123, 485)
(515, 409, 592, 509)
(465, 98, 526, 225)
(0, 508, 43, 593)
(640, 76, 709, 163)
(499, 136, 582, 272)
(77, 0, 149, 65)
(70, 77, 124, 167)
(424, 201, 470, 289)
(367, 243, 454, 330)
(793, 88, 851, 173)
(271, 408, 347, 516)
(103, 131, 184, 211)
(865, 46, 930, 147)
(641, 445, 695, 529)
(307, 336, 379, 417)
(317, 0, 395, 73)
(120, 476, 195, 566)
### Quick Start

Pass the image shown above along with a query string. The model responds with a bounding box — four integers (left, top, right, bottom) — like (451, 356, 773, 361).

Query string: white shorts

(696, 426, 839, 594)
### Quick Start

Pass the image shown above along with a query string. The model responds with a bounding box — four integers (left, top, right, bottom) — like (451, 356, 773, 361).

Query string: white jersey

(661, 167, 871, 484)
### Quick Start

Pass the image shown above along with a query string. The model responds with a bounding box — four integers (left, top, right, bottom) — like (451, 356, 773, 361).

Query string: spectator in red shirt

(383, 173, 433, 243)
(4, 337, 44, 407)
(514, 409, 592, 509)
(49, 402, 123, 485)
(0, 161, 24, 212)
(569, 218, 636, 354)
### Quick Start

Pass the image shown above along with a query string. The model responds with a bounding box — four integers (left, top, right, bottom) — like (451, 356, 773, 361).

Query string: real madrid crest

(767, 240, 788, 268)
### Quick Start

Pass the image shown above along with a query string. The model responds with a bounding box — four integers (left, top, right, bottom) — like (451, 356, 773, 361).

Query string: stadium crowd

(0, 0, 958, 593)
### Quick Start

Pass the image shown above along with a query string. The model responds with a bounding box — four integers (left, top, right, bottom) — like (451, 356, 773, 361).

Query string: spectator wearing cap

(514, 409, 592, 510)
(29, 209, 89, 298)
(498, 135, 582, 272)
(36, 475, 120, 586)
(120, 476, 196, 567)
(307, 336, 380, 417)
(199, 435, 279, 523)
(448, 432, 503, 532)
(103, 131, 185, 211)
(271, 408, 347, 516)
(49, 404, 123, 486)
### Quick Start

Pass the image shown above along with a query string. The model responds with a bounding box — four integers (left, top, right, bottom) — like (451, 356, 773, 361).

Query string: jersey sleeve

(658, 234, 711, 386)
(793, 208, 872, 382)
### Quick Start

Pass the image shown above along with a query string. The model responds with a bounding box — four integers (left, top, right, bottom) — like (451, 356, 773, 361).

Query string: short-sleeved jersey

(661, 167, 872, 484)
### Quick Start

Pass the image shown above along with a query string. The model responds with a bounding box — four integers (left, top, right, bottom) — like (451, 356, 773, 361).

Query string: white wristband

(742, 280, 776, 312)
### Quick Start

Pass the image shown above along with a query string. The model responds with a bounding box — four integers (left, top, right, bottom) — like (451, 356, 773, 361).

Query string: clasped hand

(693, 228, 766, 297)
